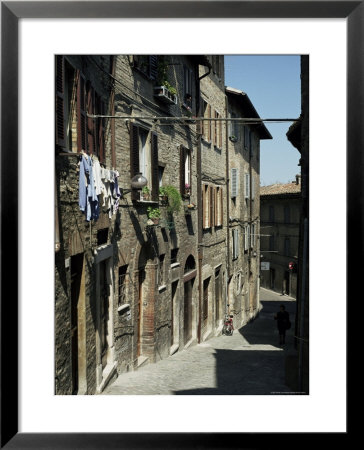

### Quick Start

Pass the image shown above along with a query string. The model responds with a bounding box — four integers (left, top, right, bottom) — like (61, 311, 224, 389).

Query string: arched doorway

(136, 242, 157, 362)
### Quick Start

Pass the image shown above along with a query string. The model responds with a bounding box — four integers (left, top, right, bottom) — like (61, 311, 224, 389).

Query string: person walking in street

(274, 304, 290, 345)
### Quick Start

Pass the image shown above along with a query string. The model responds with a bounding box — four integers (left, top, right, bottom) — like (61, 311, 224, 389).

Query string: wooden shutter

(207, 104, 211, 142)
(56, 56, 66, 148)
(220, 187, 223, 226)
(180, 145, 186, 195)
(149, 56, 158, 80)
(209, 186, 214, 228)
(86, 83, 95, 155)
(245, 173, 250, 199)
(202, 184, 208, 229)
(214, 187, 219, 226)
(213, 110, 217, 147)
(231, 168, 238, 198)
(218, 112, 222, 148)
(151, 132, 159, 201)
(76, 71, 87, 153)
(235, 229, 239, 258)
(130, 123, 139, 201)
(202, 184, 206, 228)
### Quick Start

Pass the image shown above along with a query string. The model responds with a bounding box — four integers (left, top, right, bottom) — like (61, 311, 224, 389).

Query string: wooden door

(70, 254, 83, 394)
(138, 269, 145, 357)
(215, 269, 221, 326)
(184, 280, 192, 344)
(202, 278, 210, 335)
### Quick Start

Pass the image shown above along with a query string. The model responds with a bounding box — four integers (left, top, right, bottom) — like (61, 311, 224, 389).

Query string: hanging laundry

(78, 154, 89, 213)
(93, 158, 103, 196)
(112, 170, 121, 214)
(78, 154, 99, 222)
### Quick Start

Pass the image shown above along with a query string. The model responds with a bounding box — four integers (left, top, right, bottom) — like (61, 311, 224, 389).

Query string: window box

(154, 86, 177, 105)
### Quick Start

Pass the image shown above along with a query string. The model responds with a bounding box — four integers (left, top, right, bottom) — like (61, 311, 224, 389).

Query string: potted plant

(159, 186, 169, 205)
(229, 135, 238, 143)
(159, 185, 182, 215)
(147, 206, 161, 225)
(184, 183, 191, 197)
(141, 186, 150, 201)
(154, 81, 178, 105)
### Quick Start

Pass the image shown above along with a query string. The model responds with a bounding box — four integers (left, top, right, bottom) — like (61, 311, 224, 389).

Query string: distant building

(260, 176, 301, 298)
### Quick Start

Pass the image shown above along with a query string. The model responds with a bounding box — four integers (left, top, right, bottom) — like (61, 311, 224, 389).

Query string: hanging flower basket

(154, 86, 178, 105)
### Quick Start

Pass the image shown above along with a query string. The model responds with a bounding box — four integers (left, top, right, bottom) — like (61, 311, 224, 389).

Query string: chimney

(295, 174, 301, 185)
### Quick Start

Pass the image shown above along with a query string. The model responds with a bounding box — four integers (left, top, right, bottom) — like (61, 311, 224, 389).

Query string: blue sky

(224, 55, 301, 186)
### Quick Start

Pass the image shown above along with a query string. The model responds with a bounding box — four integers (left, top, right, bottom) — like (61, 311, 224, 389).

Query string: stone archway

(135, 242, 158, 364)
(183, 255, 197, 346)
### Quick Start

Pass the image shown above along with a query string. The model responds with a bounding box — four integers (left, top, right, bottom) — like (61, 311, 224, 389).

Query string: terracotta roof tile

(260, 182, 301, 196)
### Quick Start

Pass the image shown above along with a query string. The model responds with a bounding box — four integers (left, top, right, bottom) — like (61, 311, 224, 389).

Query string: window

(269, 234, 275, 251)
(180, 146, 191, 196)
(133, 55, 158, 80)
(202, 184, 210, 229)
(244, 225, 250, 252)
(230, 168, 239, 198)
(232, 228, 239, 259)
(171, 248, 179, 265)
(284, 238, 290, 257)
(251, 176, 255, 200)
(215, 186, 223, 227)
(244, 126, 251, 151)
(130, 124, 159, 201)
(97, 228, 108, 246)
(55, 56, 106, 159)
(269, 205, 275, 222)
(245, 173, 250, 199)
(284, 205, 290, 224)
(118, 265, 128, 307)
(158, 165, 165, 187)
(56, 56, 77, 151)
(158, 254, 165, 286)
(203, 183, 223, 229)
(201, 101, 212, 143)
(212, 110, 222, 149)
(183, 65, 193, 108)
(229, 111, 239, 139)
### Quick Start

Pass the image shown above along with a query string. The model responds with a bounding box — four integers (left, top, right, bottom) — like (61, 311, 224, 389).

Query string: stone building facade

(259, 177, 302, 298)
(55, 54, 269, 394)
(225, 87, 272, 326)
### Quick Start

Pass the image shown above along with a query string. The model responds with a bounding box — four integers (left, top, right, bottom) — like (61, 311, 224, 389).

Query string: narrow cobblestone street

(103, 288, 296, 395)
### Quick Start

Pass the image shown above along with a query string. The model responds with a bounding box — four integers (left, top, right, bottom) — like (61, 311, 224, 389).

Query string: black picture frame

(1, 1, 355, 448)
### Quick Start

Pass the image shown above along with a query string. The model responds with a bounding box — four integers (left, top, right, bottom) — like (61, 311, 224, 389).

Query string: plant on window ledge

(184, 183, 191, 197)
(159, 186, 169, 205)
(159, 185, 182, 214)
(147, 207, 161, 225)
(154, 58, 178, 105)
(141, 186, 150, 201)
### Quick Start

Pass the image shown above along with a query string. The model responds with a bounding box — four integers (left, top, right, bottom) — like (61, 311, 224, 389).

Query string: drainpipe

(196, 65, 211, 343)
(225, 95, 230, 315)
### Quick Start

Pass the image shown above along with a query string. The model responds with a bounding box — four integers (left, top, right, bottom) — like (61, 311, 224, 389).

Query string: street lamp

(120, 172, 148, 197)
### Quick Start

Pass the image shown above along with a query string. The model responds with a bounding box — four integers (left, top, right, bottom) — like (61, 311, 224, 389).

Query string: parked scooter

(222, 313, 234, 336)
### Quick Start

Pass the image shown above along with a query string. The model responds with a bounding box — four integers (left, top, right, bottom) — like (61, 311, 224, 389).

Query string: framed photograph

(1, 1, 354, 447)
